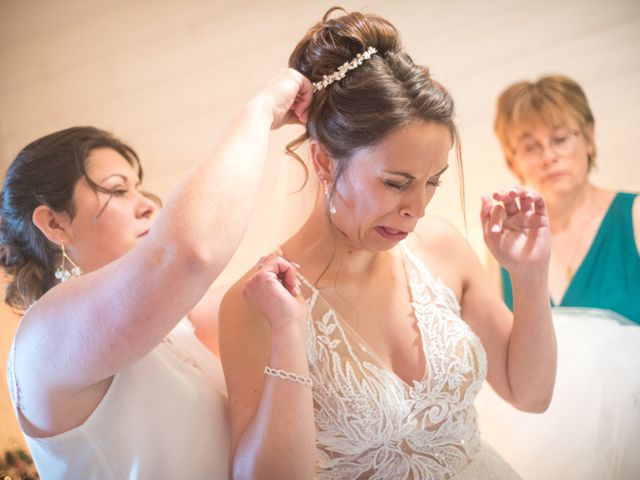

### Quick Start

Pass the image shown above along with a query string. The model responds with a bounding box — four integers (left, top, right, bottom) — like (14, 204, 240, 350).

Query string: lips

(543, 171, 567, 182)
(375, 226, 409, 241)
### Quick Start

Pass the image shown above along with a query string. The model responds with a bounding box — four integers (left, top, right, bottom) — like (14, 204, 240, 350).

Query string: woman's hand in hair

(251, 68, 313, 130)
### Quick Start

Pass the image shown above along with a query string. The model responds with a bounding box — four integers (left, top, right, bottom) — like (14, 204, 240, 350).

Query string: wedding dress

(299, 242, 520, 479)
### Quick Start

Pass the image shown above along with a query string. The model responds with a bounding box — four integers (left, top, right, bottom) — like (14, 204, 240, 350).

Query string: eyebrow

(516, 124, 572, 141)
(383, 164, 449, 179)
(100, 173, 141, 187)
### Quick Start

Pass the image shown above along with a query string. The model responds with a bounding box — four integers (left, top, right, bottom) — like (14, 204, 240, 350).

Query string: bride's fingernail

(491, 224, 501, 233)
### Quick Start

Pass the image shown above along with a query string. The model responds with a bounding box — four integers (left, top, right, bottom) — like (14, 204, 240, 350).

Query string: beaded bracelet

(264, 366, 313, 388)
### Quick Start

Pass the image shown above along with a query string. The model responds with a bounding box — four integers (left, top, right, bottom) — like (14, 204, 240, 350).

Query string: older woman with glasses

(476, 74, 640, 479)
(493, 75, 639, 321)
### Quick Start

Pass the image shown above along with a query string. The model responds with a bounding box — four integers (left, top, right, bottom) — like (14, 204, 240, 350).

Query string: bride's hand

(243, 256, 308, 334)
(481, 188, 551, 277)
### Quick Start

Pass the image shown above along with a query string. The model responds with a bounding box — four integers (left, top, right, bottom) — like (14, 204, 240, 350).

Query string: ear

(309, 139, 334, 183)
(583, 124, 595, 156)
(32, 205, 72, 246)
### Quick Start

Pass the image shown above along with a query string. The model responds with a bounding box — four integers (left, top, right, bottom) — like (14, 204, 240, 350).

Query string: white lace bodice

(300, 243, 489, 480)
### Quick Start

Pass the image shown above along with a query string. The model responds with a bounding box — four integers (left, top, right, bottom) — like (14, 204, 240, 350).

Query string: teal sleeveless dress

(501, 192, 640, 324)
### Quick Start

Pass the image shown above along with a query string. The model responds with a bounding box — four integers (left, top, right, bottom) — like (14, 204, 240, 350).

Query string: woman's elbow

(231, 459, 314, 480)
(514, 387, 554, 413)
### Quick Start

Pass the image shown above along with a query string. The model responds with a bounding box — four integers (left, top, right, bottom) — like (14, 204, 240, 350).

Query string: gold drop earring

(54, 241, 83, 282)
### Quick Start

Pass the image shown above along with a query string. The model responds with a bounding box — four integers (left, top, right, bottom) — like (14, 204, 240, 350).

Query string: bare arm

(220, 257, 315, 480)
(16, 69, 313, 432)
(188, 283, 231, 357)
(483, 246, 505, 297)
(461, 189, 556, 412)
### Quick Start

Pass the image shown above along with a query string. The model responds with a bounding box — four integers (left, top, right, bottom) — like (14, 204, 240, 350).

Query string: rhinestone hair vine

(312, 46, 378, 93)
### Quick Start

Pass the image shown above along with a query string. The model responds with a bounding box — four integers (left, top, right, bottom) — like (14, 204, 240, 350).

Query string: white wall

(1, 0, 638, 450)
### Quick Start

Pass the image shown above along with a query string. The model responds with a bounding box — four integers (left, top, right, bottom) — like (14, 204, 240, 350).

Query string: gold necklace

(561, 213, 597, 282)
(553, 189, 606, 283)
(566, 263, 576, 282)
(552, 245, 578, 283)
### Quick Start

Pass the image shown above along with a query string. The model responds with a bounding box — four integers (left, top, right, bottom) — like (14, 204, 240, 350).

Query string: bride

(219, 8, 557, 479)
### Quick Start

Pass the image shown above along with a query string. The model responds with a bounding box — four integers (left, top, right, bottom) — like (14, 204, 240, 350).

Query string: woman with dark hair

(474, 75, 640, 479)
(219, 8, 556, 479)
(1, 69, 312, 479)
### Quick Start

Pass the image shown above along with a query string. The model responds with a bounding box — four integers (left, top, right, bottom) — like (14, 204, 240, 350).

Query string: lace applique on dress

(299, 243, 488, 480)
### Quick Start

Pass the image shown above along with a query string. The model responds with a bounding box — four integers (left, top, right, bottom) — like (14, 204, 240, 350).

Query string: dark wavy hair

(0, 126, 145, 310)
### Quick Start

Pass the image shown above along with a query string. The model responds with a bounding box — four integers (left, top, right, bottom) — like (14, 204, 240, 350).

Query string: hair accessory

(54, 241, 83, 282)
(312, 46, 378, 93)
(264, 366, 313, 387)
(322, 180, 336, 214)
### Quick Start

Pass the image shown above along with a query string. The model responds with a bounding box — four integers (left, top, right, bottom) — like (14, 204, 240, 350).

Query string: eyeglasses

(512, 129, 580, 164)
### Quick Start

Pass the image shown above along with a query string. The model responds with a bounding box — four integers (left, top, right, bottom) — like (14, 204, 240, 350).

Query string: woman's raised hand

(481, 188, 551, 276)
(251, 68, 313, 130)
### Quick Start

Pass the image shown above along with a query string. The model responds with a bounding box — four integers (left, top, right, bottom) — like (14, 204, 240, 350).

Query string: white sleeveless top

(7, 318, 229, 480)
(300, 242, 520, 479)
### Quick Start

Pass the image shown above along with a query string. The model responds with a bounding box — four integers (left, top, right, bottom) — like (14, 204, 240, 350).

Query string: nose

(136, 191, 158, 219)
(540, 143, 558, 166)
(399, 188, 427, 219)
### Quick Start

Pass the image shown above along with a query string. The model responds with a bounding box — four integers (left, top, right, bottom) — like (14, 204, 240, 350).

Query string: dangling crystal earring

(54, 241, 83, 282)
(322, 180, 336, 215)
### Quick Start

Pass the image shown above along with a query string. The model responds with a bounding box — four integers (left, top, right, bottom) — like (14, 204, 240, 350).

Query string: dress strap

(296, 273, 319, 307)
(400, 241, 461, 313)
(400, 241, 436, 284)
(7, 303, 35, 414)
(7, 339, 21, 413)
(291, 273, 321, 362)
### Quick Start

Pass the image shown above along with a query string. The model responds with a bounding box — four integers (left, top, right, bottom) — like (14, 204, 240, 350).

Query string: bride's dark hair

(287, 7, 463, 200)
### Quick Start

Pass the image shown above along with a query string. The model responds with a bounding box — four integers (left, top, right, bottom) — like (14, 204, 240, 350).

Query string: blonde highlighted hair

(494, 74, 596, 170)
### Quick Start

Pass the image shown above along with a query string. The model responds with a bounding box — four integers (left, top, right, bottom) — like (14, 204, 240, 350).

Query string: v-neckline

(296, 245, 429, 388)
(552, 193, 618, 306)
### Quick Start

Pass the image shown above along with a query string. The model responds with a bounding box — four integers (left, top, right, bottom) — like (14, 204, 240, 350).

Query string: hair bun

(289, 8, 402, 82)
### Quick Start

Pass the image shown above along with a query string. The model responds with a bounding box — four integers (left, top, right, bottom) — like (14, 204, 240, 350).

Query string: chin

(368, 237, 404, 252)
(544, 181, 569, 191)
(543, 184, 576, 199)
